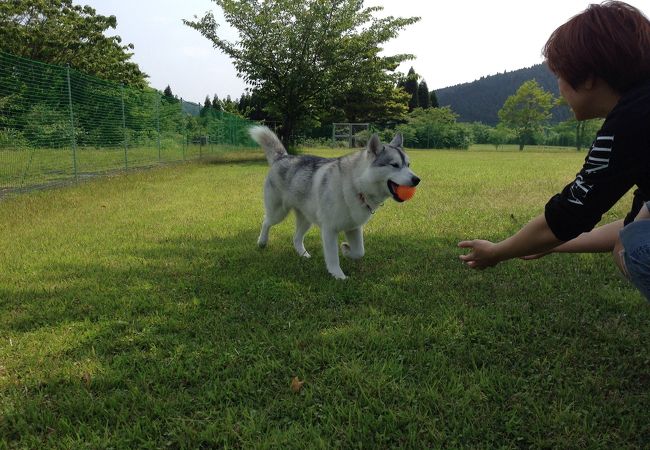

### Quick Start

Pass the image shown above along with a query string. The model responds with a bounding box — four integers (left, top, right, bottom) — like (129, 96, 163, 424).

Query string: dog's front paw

(341, 242, 363, 259)
(328, 268, 347, 280)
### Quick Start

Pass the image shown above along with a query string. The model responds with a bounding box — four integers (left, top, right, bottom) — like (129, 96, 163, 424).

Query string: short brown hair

(543, 1, 650, 93)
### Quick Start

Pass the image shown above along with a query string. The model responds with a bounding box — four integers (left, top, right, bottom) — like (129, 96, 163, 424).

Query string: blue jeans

(619, 217, 650, 302)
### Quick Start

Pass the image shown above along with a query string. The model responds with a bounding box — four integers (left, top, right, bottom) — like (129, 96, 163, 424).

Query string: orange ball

(395, 185, 416, 201)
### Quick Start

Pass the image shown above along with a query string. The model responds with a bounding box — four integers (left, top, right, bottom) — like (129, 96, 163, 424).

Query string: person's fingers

(466, 260, 486, 270)
(468, 260, 489, 270)
(457, 240, 475, 248)
(458, 241, 476, 262)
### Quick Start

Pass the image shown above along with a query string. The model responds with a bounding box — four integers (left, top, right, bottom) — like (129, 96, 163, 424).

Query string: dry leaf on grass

(290, 376, 304, 392)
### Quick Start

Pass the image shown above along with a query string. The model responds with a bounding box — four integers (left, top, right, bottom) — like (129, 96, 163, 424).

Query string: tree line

(184, 0, 597, 151)
(186, 75, 600, 152)
(353, 79, 601, 151)
(1, 0, 600, 153)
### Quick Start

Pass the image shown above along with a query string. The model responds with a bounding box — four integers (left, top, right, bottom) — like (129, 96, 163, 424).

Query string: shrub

(384, 107, 471, 149)
(23, 104, 72, 148)
(0, 128, 29, 150)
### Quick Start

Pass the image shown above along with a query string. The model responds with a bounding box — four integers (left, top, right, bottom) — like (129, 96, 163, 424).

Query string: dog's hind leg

(341, 227, 365, 259)
(258, 203, 289, 248)
(293, 210, 312, 258)
(321, 228, 346, 279)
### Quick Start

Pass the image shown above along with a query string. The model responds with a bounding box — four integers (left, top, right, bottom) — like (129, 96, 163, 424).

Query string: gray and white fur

(249, 126, 420, 279)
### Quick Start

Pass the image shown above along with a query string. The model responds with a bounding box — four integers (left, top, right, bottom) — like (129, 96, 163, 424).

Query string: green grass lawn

(1, 147, 648, 448)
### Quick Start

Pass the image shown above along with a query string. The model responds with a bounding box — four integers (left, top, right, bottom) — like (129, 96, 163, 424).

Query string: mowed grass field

(1, 146, 648, 448)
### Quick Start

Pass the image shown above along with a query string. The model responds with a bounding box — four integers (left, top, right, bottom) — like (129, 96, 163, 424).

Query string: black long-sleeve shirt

(545, 80, 650, 241)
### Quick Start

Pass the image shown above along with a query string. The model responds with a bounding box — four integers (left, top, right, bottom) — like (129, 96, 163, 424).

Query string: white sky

(74, 0, 649, 104)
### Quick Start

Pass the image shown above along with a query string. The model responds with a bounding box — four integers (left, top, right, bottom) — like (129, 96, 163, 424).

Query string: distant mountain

(434, 63, 571, 125)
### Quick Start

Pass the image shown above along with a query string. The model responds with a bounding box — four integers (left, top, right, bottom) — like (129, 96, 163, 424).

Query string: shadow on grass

(200, 152, 267, 167)
(1, 230, 649, 447)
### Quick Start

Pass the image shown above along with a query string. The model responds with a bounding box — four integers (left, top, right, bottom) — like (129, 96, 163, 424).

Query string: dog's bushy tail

(249, 126, 288, 165)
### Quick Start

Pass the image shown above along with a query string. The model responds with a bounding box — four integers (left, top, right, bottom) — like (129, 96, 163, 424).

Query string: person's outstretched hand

(458, 239, 501, 269)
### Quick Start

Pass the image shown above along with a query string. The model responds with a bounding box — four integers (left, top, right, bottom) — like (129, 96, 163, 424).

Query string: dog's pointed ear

(390, 132, 403, 148)
(368, 134, 382, 156)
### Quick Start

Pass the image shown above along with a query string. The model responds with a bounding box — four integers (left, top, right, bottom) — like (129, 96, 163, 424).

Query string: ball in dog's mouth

(387, 180, 416, 202)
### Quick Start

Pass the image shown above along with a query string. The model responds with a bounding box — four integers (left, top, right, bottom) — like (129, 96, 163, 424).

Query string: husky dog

(249, 126, 420, 279)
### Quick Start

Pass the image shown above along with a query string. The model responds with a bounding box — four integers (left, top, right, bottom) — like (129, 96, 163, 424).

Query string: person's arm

(522, 219, 624, 259)
(458, 214, 563, 269)
(552, 197, 650, 252)
(551, 219, 624, 252)
(528, 201, 650, 259)
(518, 203, 648, 272)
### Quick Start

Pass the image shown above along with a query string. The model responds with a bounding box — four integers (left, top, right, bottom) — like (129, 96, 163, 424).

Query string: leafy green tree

(0, 0, 147, 87)
(417, 80, 430, 109)
(468, 122, 492, 144)
(212, 94, 222, 111)
(553, 96, 603, 150)
(498, 80, 554, 150)
(184, 0, 418, 146)
(221, 95, 240, 115)
(430, 90, 439, 108)
(163, 85, 176, 100)
(333, 75, 410, 126)
(547, 117, 603, 150)
(238, 90, 272, 121)
(488, 125, 516, 150)
(23, 104, 72, 148)
(200, 95, 213, 117)
(399, 67, 420, 112)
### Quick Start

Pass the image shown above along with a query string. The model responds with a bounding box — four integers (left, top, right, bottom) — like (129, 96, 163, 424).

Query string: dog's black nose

(411, 176, 420, 186)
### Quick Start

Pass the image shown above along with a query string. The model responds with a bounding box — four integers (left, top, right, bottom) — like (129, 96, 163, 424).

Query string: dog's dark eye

(391, 163, 399, 168)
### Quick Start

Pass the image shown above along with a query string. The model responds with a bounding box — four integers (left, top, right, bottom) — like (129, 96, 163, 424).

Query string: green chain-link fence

(0, 51, 257, 194)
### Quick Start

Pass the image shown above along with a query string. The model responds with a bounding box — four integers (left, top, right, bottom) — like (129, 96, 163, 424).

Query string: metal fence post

(66, 65, 78, 180)
(156, 92, 161, 162)
(349, 124, 353, 148)
(181, 98, 186, 161)
(121, 85, 128, 170)
(220, 110, 224, 145)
